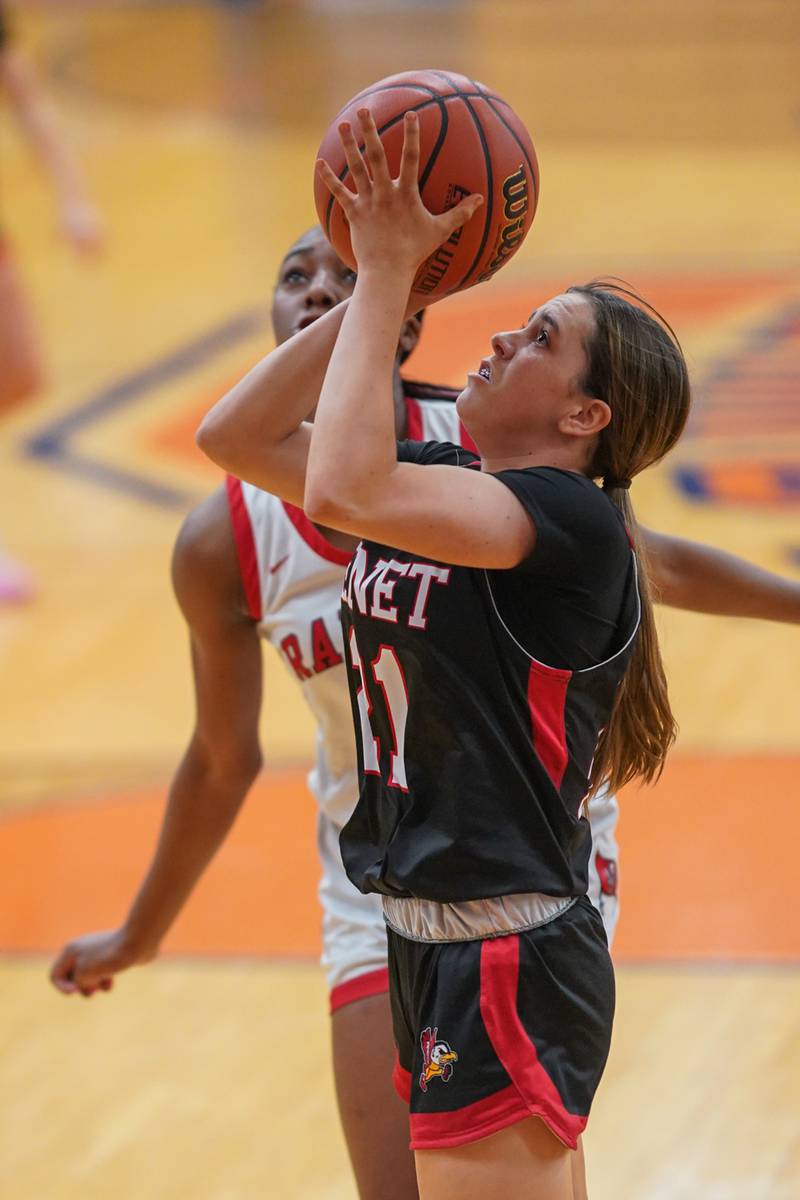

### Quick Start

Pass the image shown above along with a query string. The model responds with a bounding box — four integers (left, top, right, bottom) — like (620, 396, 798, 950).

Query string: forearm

(647, 530, 800, 623)
(305, 267, 412, 518)
(120, 747, 257, 957)
(197, 301, 350, 474)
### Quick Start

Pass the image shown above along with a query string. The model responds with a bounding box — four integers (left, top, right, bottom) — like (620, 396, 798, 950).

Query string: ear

(558, 397, 611, 439)
(396, 314, 422, 363)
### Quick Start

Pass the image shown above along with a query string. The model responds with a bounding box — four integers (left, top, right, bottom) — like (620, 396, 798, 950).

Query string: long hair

(567, 281, 691, 796)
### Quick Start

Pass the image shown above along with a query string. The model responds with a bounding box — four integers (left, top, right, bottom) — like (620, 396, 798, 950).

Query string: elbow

(302, 483, 337, 527)
(195, 408, 234, 471)
(303, 479, 361, 530)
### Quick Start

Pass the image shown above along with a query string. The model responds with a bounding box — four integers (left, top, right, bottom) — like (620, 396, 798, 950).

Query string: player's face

(458, 292, 597, 440)
(271, 228, 357, 346)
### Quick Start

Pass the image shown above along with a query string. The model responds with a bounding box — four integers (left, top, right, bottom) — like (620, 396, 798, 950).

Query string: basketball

(313, 69, 539, 299)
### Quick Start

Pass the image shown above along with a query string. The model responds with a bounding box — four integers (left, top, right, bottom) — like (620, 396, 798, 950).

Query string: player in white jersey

(51, 227, 800, 1200)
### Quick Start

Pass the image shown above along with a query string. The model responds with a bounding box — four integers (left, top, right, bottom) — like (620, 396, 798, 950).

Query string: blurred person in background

(51, 226, 800, 1200)
(0, 1, 103, 601)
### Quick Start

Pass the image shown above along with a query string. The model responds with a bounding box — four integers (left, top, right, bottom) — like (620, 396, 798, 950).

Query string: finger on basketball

(441, 194, 484, 238)
(316, 160, 355, 214)
(357, 108, 391, 182)
(398, 111, 420, 189)
(337, 121, 371, 191)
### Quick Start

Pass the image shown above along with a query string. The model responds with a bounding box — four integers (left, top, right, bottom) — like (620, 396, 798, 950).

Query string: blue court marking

(672, 298, 800, 508)
(22, 308, 264, 510)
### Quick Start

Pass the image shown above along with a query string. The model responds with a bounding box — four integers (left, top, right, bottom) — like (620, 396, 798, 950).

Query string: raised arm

(642, 528, 800, 623)
(196, 301, 354, 505)
(49, 487, 263, 995)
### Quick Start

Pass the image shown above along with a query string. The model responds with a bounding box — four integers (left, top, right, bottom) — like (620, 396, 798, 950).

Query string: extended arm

(50, 488, 263, 994)
(0, 44, 103, 251)
(643, 528, 800, 623)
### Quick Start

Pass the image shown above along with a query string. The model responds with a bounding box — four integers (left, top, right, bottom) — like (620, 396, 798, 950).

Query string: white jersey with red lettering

(225, 388, 620, 1002)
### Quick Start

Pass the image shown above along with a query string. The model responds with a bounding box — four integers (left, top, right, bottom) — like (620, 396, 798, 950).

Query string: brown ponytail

(568, 281, 691, 795)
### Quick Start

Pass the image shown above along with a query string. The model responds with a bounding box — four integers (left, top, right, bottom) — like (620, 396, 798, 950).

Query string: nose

(305, 270, 343, 310)
(490, 331, 516, 359)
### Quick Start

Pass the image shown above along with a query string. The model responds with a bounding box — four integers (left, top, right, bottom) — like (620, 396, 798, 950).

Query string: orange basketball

(314, 69, 539, 300)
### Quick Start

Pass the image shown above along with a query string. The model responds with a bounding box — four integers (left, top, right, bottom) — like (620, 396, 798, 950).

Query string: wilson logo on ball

(478, 165, 530, 284)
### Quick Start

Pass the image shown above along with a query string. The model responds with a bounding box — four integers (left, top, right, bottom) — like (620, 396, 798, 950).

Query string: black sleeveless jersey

(339, 441, 640, 903)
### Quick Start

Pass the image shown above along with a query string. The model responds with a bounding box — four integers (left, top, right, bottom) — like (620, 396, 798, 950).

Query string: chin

(456, 382, 484, 429)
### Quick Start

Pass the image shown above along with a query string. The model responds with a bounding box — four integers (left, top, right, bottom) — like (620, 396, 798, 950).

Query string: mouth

(474, 358, 492, 382)
(295, 313, 324, 333)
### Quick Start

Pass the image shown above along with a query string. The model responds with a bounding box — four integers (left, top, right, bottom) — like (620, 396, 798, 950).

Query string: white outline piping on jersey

(481, 550, 642, 676)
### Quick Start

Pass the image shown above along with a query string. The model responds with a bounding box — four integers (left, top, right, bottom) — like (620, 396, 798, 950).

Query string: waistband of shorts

(382, 891, 577, 943)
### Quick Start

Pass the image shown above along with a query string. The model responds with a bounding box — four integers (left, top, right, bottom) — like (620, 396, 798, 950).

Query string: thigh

(331, 991, 419, 1200)
(415, 1114, 573, 1200)
(0, 243, 43, 409)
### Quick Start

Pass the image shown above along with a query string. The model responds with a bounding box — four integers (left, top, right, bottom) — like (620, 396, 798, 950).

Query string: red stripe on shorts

(329, 966, 390, 1014)
(409, 1084, 531, 1150)
(479, 934, 587, 1149)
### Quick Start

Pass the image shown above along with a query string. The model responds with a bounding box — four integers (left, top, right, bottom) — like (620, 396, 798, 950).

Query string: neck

(478, 437, 591, 477)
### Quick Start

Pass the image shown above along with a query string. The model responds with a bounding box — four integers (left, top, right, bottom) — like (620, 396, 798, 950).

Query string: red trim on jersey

(479, 934, 587, 1150)
(527, 662, 572, 790)
(225, 475, 262, 619)
(404, 395, 424, 440)
(329, 966, 390, 1014)
(458, 420, 478, 452)
(393, 1055, 412, 1104)
(281, 500, 353, 566)
(408, 1084, 533, 1150)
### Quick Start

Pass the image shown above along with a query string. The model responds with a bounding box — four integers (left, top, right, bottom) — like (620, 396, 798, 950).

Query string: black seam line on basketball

(323, 94, 449, 235)
(470, 79, 538, 207)
(330, 81, 504, 121)
(429, 71, 494, 290)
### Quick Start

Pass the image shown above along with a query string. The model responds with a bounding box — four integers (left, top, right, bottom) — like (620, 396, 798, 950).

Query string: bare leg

(415, 1116, 573, 1200)
(0, 246, 44, 409)
(331, 991, 419, 1200)
(571, 1137, 588, 1200)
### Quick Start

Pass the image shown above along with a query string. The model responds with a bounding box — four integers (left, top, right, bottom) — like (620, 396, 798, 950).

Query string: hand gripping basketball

(316, 109, 483, 286)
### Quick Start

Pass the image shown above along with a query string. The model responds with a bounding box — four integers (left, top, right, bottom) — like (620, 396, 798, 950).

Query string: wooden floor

(1, 1, 799, 1196)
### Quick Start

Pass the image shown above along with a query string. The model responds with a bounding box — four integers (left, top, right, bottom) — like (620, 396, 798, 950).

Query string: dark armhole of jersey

(396, 438, 477, 468)
(402, 379, 461, 404)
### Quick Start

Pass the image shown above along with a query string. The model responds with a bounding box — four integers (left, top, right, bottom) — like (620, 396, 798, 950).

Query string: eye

(342, 268, 357, 285)
(534, 327, 549, 345)
(282, 268, 307, 285)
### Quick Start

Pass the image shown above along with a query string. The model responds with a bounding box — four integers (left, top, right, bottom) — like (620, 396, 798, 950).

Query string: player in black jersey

(197, 110, 692, 1197)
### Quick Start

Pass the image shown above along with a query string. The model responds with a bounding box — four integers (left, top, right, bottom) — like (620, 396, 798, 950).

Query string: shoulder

(496, 467, 621, 526)
(172, 485, 250, 623)
(494, 468, 630, 574)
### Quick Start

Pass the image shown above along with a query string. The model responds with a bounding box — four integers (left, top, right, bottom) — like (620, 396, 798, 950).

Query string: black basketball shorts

(388, 895, 614, 1150)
